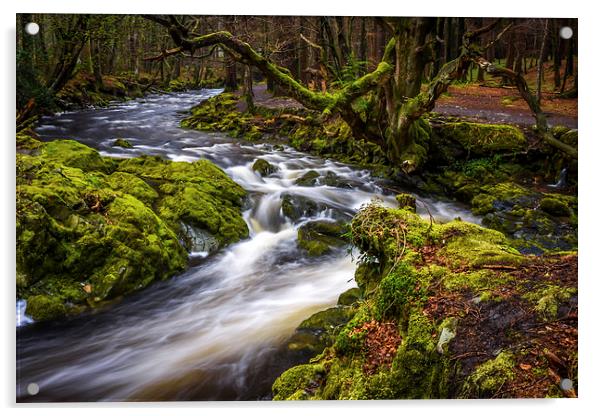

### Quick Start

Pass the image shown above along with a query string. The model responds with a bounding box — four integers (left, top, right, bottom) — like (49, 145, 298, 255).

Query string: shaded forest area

(17, 16, 577, 141)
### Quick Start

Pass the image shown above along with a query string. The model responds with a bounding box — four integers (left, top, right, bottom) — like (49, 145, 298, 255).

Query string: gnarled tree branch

(472, 56, 577, 158)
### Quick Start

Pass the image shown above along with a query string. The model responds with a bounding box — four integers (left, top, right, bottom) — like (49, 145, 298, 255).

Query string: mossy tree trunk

(146, 16, 550, 170)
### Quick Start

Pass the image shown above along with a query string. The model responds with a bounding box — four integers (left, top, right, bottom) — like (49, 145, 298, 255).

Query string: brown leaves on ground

(423, 253, 577, 398)
(435, 84, 577, 127)
(350, 320, 402, 375)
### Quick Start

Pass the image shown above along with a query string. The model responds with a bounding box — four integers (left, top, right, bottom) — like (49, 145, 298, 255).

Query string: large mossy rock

(16, 136, 248, 321)
(297, 220, 348, 256)
(421, 157, 577, 254)
(435, 122, 527, 156)
(272, 203, 577, 400)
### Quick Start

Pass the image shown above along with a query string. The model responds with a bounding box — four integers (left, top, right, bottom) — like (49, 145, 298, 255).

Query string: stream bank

(15, 88, 578, 401)
(18, 89, 481, 401)
(180, 91, 578, 255)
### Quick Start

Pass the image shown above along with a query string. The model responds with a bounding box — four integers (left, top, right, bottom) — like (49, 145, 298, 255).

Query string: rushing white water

(17, 90, 480, 402)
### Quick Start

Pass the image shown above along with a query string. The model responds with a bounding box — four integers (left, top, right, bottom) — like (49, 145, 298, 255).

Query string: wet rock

(337, 287, 361, 306)
(113, 138, 133, 148)
(297, 220, 348, 256)
(180, 223, 219, 254)
(295, 170, 320, 186)
(285, 306, 355, 357)
(281, 193, 348, 222)
(321, 171, 352, 188)
(539, 197, 572, 217)
(252, 158, 278, 177)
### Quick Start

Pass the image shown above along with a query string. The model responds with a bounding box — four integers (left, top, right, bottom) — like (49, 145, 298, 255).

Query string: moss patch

(437, 122, 527, 155)
(273, 203, 577, 400)
(17, 135, 248, 321)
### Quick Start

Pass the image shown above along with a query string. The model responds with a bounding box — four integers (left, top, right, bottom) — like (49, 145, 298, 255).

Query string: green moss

(16, 135, 248, 321)
(462, 351, 515, 397)
(39, 139, 113, 173)
(338, 287, 361, 306)
(435, 220, 525, 268)
(471, 194, 496, 215)
(395, 193, 416, 211)
(25, 295, 67, 321)
(297, 220, 347, 256)
(375, 262, 419, 320)
(251, 158, 277, 176)
(539, 197, 572, 217)
(107, 172, 158, 205)
(113, 138, 133, 148)
(438, 122, 527, 155)
(523, 285, 577, 321)
(16, 132, 43, 150)
(118, 156, 248, 246)
(272, 363, 325, 400)
(442, 269, 513, 293)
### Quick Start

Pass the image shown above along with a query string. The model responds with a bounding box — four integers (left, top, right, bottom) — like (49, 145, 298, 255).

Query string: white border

(2, 1, 599, 415)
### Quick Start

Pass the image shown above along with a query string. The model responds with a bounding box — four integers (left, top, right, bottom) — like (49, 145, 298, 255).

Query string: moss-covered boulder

(436, 122, 527, 155)
(16, 136, 248, 322)
(113, 138, 133, 148)
(295, 170, 320, 187)
(285, 306, 356, 360)
(272, 202, 578, 400)
(252, 158, 277, 177)
(539, 196, 572, 217)
(117, 156, 248, 246)
(338, 288, 361, 306)
(297, 220, 348, 256)
(38, 139, 114, 173)
(422, 160, 577, 254)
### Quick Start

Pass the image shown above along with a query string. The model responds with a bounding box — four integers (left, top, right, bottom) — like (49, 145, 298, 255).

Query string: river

(17, 89, 480, 402)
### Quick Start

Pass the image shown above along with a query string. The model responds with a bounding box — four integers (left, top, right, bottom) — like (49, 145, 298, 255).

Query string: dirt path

(239, 83, 578, 129)
(434, 85, 578, 128)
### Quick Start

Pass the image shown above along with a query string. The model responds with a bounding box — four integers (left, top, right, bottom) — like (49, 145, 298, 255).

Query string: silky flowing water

(17, 89, 481, 401)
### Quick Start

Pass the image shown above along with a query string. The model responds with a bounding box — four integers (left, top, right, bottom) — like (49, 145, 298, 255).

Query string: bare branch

(484, 23, 513, 50)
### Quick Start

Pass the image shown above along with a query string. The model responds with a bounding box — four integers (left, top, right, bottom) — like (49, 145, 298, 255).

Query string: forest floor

(239, 83, 578, 129)
(435, 84, 578, 129)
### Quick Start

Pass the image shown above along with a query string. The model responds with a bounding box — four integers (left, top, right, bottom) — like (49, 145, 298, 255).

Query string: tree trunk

(224, 54, 238, 92)
(552, 23, 562, 89)
(91, 38, 103, 90)
(243, 65, 255, 112)
(536, 19, 549, 104)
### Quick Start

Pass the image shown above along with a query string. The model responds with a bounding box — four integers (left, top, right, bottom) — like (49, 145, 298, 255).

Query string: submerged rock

(252, 158, 278, 177)
(180, 223, 219, 254)
(295, 170, 320, 187)
(297, 220, 348, 256)
(280, 193, 348, 222)
(113, 138, 133, 148)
